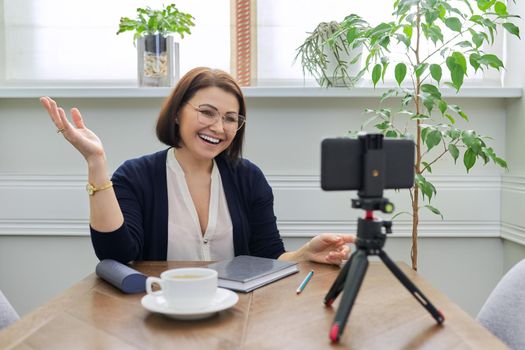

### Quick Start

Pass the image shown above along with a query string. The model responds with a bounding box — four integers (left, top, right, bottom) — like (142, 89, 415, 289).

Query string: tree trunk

(411, 186, 419, 270)
(411, 5, 422, 271)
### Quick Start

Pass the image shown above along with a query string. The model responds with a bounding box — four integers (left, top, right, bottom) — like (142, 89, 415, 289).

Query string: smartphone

(321, 137, 415, 191)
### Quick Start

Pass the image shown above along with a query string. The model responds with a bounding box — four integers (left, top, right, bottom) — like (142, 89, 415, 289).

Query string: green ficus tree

(330, 0, 520, 270)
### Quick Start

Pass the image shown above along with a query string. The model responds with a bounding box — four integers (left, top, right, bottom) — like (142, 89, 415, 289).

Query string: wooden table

(0, 261, 506, 349)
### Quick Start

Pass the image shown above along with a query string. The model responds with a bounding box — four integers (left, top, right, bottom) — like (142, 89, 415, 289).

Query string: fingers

(40, 97, 83, 134)
(40, 96, 67, 131)
(325, 244, 351, 265)
(57, 108, 72, 132)
(326, 250, 348, 265)
(340, 234, 356, 244)
(71, 108, 85, 129)
(40, 96, 62, 130)
(320, 233, 356, 246)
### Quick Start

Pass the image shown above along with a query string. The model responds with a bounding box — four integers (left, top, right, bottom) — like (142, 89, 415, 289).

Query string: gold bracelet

(86, 181, 113, 196)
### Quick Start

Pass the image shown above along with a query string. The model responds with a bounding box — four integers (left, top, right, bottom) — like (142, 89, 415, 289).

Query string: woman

(40, 67, 354, 264)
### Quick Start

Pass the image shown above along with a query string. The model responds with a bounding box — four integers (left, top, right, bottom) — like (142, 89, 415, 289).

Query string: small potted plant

(117, 4, 195, 87)
(295, 15, 367, 87)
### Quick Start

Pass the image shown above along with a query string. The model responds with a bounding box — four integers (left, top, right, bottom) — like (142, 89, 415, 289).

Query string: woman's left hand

(304, 233, 356, 265)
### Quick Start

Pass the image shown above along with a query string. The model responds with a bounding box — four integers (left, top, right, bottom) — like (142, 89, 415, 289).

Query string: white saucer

(141, 288, 239, 320)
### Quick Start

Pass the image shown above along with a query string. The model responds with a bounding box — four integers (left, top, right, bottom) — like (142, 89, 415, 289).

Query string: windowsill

(0, 81, 522, 98)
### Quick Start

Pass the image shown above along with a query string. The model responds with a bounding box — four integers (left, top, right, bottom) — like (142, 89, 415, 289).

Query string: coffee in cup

(146, 267, 218, 309)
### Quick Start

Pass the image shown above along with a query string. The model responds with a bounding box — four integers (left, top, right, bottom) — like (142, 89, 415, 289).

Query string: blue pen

(296, 270, 314, 294)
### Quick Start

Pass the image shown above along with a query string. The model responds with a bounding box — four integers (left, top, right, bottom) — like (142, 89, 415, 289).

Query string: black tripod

(323, 196, 445, 342)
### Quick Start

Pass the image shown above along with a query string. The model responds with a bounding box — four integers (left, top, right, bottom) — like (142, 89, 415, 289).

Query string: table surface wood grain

(0, 261, 507, 349)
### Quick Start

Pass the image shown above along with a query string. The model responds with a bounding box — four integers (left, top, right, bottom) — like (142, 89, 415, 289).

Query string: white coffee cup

(146, 267, 218, 310)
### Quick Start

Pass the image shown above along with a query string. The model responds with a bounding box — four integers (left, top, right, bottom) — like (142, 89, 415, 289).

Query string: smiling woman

(39, 66, 355, 265)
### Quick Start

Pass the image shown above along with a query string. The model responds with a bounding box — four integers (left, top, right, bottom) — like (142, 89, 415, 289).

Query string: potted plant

(295, 15, 367, 87)
(298, 1, 520, 270)
(117, 3, 195, 87)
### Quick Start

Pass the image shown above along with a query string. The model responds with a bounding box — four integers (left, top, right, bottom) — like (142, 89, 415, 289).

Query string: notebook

(206, 255, 299, 292)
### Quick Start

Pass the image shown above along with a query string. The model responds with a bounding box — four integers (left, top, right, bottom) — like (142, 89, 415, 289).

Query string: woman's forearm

(87, 155, 124, 232)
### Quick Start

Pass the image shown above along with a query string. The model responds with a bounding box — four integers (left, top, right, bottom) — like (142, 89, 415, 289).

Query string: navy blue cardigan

(90, 149, 285, 262)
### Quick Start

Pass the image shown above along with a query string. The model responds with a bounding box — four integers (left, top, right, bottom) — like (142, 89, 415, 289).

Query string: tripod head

(352, 197, 393, 251)
(351, 134, 398, 251)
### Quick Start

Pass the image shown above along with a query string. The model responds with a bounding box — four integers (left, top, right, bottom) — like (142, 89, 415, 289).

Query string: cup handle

(146, 276, 163, 295)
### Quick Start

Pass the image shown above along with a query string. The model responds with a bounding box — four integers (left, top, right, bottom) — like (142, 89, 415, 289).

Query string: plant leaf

(421, 84, 442, 99)
(448, 144, 460, 163)
(391, 211, 412, 220)
(451, 64, 465, 91)
(479, 54, 504, 70)
(426, 129, 442, 151)
(461, 130, 477, 147)
(502, 22, 520, 38)
(469, 53, 481, 72)
(380, 89, 398, 102)
(422, 94, 435, 113)
(477, 0, 495, 11)
(463, 148, 476, 172)
(444, 113, 456, 124)
(381, 57, 390, 82)
(471, 31, 485, 48)
(403, 24, 413, 39)
(422, 161, 432, 173)
(415, 63, 429, 78)
(372, 64, 382, 87)
(347, 27, 358, 45)
(424, 205, 444, 219)
(494, 157, 508, 169)
(494, 1, 508, 16)
(429, 64, 442, 82)
(395, 63, 407, 86)
(452, 52, 468, 74)
(438, 100, 447, 114)
(445, 17, 462, 32)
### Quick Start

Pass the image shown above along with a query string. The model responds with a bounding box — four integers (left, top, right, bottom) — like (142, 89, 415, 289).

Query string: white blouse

(166, 149, 235, 261)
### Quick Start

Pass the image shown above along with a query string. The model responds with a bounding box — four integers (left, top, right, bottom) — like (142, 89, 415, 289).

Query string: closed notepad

(206, 255, 299, 292)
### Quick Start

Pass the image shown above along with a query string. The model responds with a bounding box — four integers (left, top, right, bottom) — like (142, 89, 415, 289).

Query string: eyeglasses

(187, 102, 246, 132)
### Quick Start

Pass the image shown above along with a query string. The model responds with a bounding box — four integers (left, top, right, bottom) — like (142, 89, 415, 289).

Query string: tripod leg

(324, 252, 354, 307)
(329, 249, 368, 343)
(378, 250, 445, 324)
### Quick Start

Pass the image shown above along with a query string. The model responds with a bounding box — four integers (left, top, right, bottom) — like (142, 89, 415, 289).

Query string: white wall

(0, 93, 515, 317)
(502, 0, 525, 269)
(0, 0, 6, 81)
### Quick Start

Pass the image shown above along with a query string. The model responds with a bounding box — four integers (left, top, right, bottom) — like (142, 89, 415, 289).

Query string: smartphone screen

(321, 137, 415, 191)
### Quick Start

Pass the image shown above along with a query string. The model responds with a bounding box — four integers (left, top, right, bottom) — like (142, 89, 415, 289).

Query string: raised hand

(40, 97, 105, 164)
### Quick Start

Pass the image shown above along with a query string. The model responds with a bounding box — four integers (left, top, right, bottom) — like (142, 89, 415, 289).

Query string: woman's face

(177, 86, 240, 162)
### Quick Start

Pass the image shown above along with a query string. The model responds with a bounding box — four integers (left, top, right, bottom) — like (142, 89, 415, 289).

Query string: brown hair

(156, 67, 246, 161)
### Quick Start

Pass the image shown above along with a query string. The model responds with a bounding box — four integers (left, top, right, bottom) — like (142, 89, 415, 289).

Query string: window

(2, 0, 230, 82)
(0, 0, 504, 85)
(257, 0, 501, 86)
(257, 0, 395, 85)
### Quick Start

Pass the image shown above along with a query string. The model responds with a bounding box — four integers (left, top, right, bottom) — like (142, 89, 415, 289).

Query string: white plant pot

(322, 44, 363, 87)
